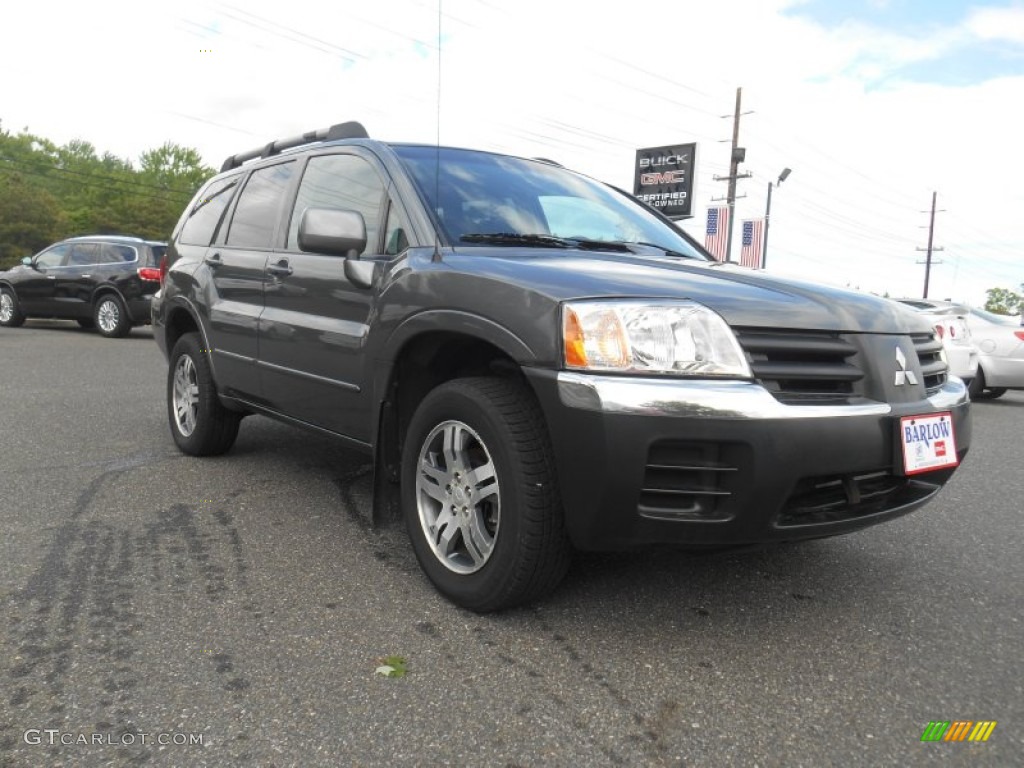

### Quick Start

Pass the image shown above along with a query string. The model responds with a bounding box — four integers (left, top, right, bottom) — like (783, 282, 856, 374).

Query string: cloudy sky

(2, 0, 1021, 305)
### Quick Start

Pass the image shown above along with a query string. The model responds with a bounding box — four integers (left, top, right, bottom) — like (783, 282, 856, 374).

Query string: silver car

(894, 299, 979, 387)
(965, 308, 1024, 399)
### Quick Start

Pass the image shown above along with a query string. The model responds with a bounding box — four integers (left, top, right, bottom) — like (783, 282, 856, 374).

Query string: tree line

(0, 121, 214, 269)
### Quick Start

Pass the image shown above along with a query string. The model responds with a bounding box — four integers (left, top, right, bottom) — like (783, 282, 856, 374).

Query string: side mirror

(297, 208, 367, 257)
(21, 256, 33, 268)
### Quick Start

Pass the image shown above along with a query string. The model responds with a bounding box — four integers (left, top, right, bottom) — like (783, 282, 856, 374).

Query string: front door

(18, 244, 70, 313)
(258, 151, 404, 442)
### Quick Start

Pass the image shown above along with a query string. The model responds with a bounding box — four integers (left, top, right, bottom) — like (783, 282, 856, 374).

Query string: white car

(965, 308, 1024, 399)
(894, 299, 979, 387)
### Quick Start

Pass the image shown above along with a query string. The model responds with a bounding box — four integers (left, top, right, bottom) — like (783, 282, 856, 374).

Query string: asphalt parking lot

(1, 320, 1021, 767)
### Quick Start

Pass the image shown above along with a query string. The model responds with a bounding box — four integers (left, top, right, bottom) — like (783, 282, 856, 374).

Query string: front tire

(0, 287, 26, 327)
(167, 333, 240, 456)
(401, 377, 572, 612)
(94, 294, 130, 337)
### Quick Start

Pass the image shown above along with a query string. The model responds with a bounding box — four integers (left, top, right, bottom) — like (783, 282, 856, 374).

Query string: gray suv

(153, 122, 971, 611)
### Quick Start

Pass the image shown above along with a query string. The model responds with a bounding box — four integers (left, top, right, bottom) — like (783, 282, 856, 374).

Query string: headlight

(562, 300, 752, 377)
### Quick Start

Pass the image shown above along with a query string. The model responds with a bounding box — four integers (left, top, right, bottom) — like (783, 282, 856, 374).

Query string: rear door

(56, 241, 107, 318)
(203, 162, 296, 400)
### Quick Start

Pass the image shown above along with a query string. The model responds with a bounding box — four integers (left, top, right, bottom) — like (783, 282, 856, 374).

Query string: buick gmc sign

(633, 143, 697, 219)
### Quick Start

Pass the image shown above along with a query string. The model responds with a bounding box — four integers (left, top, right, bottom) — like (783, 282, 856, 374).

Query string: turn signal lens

(563, 308, 588, 368)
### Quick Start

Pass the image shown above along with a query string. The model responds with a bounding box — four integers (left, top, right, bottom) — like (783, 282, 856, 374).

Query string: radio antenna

(433, 0, 443, 261)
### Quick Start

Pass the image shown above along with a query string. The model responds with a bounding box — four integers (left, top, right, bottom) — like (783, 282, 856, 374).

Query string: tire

(967, 369, 984, 398)
(0, 287, 26, 327)
(401, 377, 572, 612)
(77, 318, 95, 329)
(93, 294, 131, 338)
(167, 332, 241, 456)
(969, 368, 1006, 400)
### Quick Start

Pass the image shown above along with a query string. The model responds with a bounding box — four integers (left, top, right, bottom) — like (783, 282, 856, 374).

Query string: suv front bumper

(525, 369, 971, 551)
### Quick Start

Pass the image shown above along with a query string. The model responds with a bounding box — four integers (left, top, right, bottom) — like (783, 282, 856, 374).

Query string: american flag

(704, 206, 729, 261)
(740, 218, 764, 269)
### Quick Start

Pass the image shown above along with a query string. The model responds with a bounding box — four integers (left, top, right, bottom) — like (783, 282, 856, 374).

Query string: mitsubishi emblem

(894, 346, 918, 386)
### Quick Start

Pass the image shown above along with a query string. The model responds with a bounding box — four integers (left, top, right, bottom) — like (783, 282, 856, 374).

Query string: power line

(0, 157, 196, 202)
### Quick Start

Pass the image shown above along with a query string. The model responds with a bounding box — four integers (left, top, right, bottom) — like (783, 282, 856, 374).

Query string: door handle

(266, 260, 293, 278)
(205, 253, 223, 267)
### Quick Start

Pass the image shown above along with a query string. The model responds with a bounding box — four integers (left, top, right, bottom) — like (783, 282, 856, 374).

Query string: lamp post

(762, 167, 791, 270)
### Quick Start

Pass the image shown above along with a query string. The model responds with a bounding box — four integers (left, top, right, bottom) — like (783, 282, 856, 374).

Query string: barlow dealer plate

(899, 412, 959, 475)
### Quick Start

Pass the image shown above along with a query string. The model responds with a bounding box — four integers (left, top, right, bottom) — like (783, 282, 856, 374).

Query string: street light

(762, 167, 792, 270)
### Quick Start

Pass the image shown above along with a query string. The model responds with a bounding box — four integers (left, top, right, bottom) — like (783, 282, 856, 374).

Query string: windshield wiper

(460, 233, 633, 252)
(619, 241, 702, 260)
(460, 233, 576, 248)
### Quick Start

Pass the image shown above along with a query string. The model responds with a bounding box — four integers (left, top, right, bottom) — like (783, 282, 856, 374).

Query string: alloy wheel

(172, 355, 199, 437)
(415, 420, 501, 574)
(97, 299, 120, 334)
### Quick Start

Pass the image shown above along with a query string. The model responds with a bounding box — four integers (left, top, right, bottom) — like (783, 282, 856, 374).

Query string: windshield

(392, 145, 707, 260)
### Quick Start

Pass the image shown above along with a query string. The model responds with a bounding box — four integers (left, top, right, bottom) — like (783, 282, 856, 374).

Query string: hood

(446, 247, 931, 335)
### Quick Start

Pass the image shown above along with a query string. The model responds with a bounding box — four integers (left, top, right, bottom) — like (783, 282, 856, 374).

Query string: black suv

(0, 235, 166, 337)
(153, 122, 971, 611)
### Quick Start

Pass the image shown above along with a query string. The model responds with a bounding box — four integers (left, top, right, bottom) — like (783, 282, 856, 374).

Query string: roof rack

(220, 121, 369, 172)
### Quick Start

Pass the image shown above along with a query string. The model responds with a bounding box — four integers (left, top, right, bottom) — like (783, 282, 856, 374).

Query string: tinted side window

(179, 175, 241, 246)
(287, 155, 384, 255)
(101, 244, 137, 264)
(68, 243, 102, 266)
(35, 245, 70, 268)
(227, 162, 295, 249)
(384, 204, 410, 256)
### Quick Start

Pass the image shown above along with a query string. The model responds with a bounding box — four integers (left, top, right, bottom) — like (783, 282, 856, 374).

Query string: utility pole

(916, 191, 944, 299)
(712, 87, 752, 263)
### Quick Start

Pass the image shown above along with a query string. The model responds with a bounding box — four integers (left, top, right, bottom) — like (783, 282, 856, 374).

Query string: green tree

(139, 143, 211, 193)
(0, 122, 214, 247)
(0, 171, 67, 268)
(984, 287, 1022, 315)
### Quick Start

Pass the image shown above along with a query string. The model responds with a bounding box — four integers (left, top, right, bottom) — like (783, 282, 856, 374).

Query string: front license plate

(899, 412, 958, 475)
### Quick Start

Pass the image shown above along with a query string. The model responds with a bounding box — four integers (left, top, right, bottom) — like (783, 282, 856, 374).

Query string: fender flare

(374, 309, 537, 404)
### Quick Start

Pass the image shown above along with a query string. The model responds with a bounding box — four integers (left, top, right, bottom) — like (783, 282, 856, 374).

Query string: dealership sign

(633, 143, 696, 219)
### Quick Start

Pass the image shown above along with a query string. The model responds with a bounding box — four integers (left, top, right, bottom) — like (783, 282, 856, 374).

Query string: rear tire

(0, 287, 26, 327)
(94, 294, 131, 338)
(167, 333, 241, 456)
(401, 377, 572, 612)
